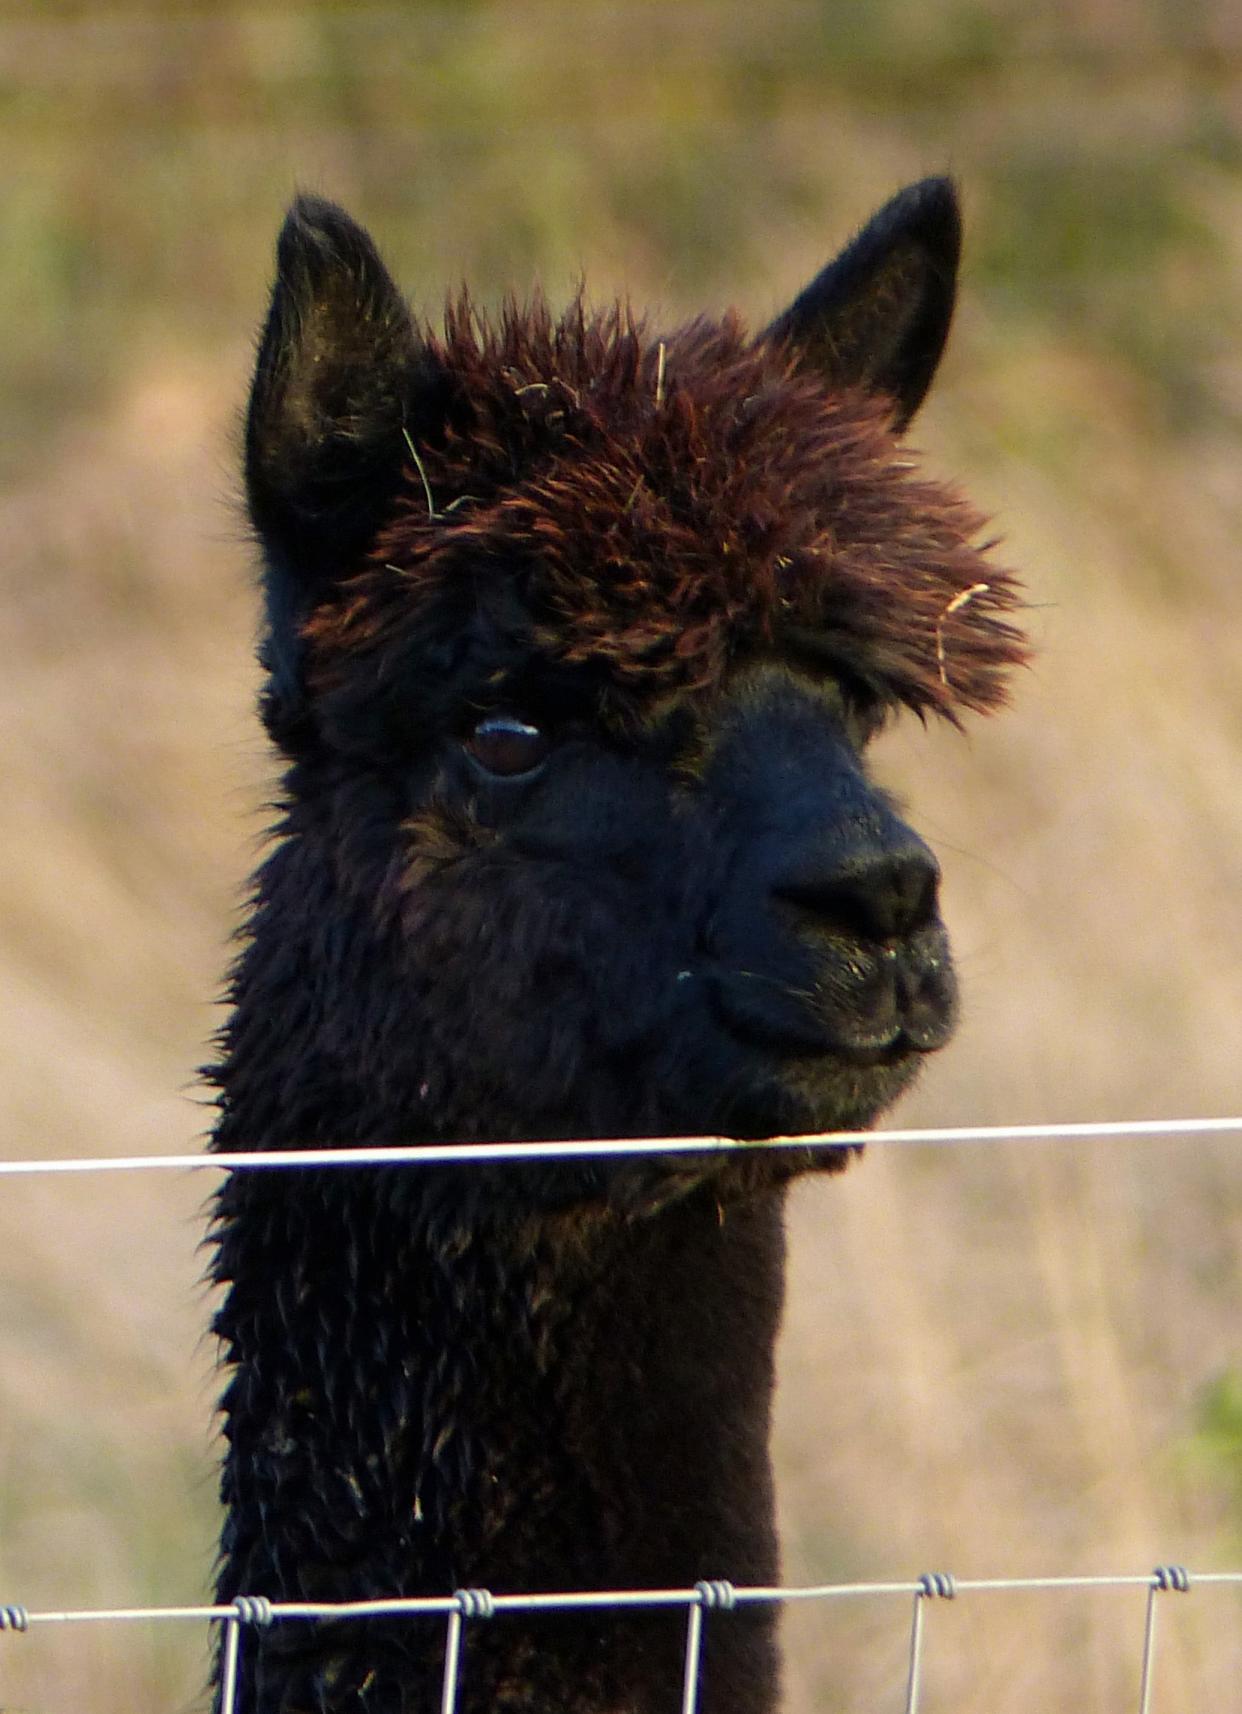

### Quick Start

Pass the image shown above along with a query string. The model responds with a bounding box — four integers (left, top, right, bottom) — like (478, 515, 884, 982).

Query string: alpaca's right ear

(246, 196, 440, 702)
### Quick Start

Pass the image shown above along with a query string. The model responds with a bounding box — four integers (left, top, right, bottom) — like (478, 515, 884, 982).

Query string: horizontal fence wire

(8, 1569, 1242, 1628)
(0, 1115, 1239, 1178)
(4, 1572, 1242, 1714)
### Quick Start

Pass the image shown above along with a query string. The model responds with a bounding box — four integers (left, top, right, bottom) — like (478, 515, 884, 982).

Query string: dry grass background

(0, 3, 1240, 1710)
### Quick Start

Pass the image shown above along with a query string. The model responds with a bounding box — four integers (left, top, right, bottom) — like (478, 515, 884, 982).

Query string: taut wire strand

(439, 1590, 495, 1714)
(904, 1591, 926, 1714)
(0, 1117, 1238, 1178)
(4, 1571, 1240, 1635)
(1138, 1581, 1160, 1714)
(1137, 1568, 1191, 1714)
(904, 1574, 955, 1714)
(680, 1601, 705, 1714)
(439, 1608, 463, 1714)
(680, 1582, 737, 1714)
(218, 1617, 242, 1714)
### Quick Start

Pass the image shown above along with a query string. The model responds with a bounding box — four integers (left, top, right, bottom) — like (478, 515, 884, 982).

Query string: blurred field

(0, 3, 1239, 1710)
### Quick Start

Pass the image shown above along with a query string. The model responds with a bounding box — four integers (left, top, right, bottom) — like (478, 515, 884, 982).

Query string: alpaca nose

(772, 839, 941, 943)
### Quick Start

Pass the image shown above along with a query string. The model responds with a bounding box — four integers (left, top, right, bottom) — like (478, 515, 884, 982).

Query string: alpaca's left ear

(763, 177, 961, 429)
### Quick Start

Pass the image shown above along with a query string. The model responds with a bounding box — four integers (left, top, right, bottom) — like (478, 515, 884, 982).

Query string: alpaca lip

(707, 977, 920, 1068)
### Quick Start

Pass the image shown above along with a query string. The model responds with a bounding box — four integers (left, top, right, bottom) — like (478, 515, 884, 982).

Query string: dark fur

(209, 179, 1024, 1713)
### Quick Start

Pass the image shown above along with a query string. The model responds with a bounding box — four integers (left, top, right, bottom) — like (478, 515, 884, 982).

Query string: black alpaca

(209, 180, 1024, 1714)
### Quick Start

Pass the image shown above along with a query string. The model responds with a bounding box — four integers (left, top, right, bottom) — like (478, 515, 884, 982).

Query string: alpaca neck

(212, 1171, 787, 1713)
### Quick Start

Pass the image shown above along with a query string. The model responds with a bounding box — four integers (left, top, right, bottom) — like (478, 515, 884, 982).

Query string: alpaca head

(240, 181, 1024, 1162)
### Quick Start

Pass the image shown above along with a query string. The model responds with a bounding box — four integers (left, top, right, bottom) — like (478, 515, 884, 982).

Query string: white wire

(7, 1570, 1241, 1629)
(2, 1125, 1237, 1681)
(0, 1117, 1238, 1179)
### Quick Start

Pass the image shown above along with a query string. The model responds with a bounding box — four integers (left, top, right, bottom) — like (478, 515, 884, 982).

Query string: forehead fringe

(317, 289, 1026, 722)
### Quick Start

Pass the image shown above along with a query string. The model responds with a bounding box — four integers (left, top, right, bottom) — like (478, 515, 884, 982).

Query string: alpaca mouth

(714, 997, 920, 1070)
(700, 980, 930, 1140)
(704, 961, 954, 1065)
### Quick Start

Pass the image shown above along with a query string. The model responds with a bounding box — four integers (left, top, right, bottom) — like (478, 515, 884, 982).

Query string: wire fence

(4, 1568, 1242, 1714)
(0, 1114, 1239, 1178)
(2, 1114, 1240, 1712)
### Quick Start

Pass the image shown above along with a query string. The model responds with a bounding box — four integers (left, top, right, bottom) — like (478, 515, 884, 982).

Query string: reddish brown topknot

(309, 290, 1026, 725)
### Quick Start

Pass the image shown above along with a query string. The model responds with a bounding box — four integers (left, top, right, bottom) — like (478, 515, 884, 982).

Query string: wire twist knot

(232, 1595, 275, 1628)
(694, 1579, 737, 1611)
(0, 1605, 29, 1633)
(454, 1588, 496, 1620)
(1152, 1565, 1190, 1594)
(917, 1572, 957, 1600)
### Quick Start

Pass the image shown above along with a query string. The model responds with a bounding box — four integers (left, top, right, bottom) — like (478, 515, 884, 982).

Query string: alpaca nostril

(773, 844, 941, 943)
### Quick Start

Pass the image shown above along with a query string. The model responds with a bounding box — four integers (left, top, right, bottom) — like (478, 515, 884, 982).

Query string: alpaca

(209, 180, 1024, 1714)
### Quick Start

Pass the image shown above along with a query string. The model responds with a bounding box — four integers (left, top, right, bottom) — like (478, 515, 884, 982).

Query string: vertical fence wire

(439, 1589, 495, 1714)
(680, 1600, 705, 1714)
(904, 1574, 954, 1714)
(1137, 1582, 1160, 1714)
(218, 1616, 243, 1714)
(439, 1606, 464, 1714)
(904, 1591, 927, 1714)
(1137, 1567, 1190, 1714)
(680, 1581, 736, 1714)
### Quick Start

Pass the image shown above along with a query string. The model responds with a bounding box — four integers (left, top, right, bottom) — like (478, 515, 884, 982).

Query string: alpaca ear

(762, 177, 961, 430)
(246, 195, 440, 699)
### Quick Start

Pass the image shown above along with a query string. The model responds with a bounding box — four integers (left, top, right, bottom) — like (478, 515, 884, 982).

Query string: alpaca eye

(464, 715, 550, 779)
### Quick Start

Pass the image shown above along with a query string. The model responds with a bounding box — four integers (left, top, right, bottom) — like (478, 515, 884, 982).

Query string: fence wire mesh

(2, 1116, 1239, 1711)
(4, 1569, 1242, 1714)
